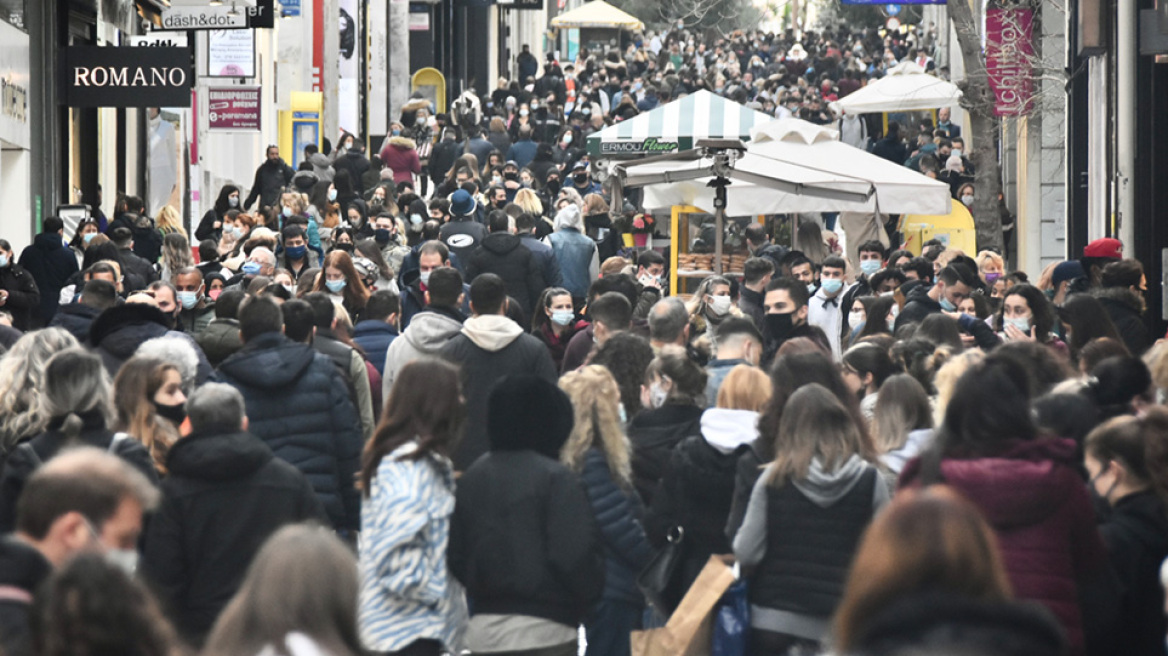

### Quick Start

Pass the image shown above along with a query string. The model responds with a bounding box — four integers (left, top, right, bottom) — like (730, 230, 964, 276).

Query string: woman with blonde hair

(156, 205, 186, 239)
(734, 384, 889, 654)
(159, 232, 195, 283)
(831, 487, 1041, 654)
(513, 187, 544, 217)
(559, 365, 652, 656)
(0, 328, 79, 455)
(113, 356, 185, 474)
(203, 524, 362, 656)
(932, 349, 985, 424)
(975, 249, 1005, 286)
(647, 364, 769, 608)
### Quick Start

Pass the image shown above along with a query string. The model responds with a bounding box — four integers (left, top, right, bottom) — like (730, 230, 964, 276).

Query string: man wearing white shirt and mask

(808, 256, 850, 360)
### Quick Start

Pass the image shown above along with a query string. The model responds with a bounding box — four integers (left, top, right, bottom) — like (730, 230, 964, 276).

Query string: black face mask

(504, 171, 519, 181)
(374, 228, 392, 244)
(764, 312, 795, 344)
(547, 179, 562, 194)
(495, 199, 508, 209)
(334, 242, 355, 253)
(574, 173, 589, 185)
(155, 401, 186, 426)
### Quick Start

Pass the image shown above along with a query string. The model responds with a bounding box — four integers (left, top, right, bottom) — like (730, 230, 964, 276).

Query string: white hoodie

(700, 408, 759, 454)
(460, 314, 524, 352)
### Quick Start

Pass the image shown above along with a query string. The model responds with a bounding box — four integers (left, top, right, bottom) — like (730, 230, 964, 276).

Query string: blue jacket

(216, 332, 364, 530)
(506, 140, 538, 170)
(520, 234, 563, 289)
(579, 448, 653, 604)
(547, 228, 597, 300)
(353, 320, 398, 375)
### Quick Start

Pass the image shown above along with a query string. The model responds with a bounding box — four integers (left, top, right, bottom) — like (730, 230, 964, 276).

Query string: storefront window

(0, 0, 24, 30)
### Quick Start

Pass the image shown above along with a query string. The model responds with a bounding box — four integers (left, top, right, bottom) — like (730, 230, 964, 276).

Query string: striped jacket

(358, 442, 467, 652)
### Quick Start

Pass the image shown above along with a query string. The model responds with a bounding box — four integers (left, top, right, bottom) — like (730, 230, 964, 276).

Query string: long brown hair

(112, 357, 180, 475)
(313, 250, 371, 312)
(767, 384, 866, 488)
(202, 524, 361, 656)
(873, 374, 934, 454)
(832, 487, 1013, 651)
(359, 359, 464, 493)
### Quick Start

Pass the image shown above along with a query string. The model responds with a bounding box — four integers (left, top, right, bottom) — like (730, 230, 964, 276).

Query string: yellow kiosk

(899, 197, 978, 256)
(411, 68, 447, 115)
(668, 206, 766, 298)
(279, 92, 323, 170)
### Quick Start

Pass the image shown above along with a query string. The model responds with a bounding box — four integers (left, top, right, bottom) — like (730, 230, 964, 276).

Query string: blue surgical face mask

(177, 290, 200, 310)
(328, 188, 338, 202)
(0, 254, 8, 268)
(860, 259, 881, 277)
(285, 245, 307, 260)
(821, 278, 843, 295)
(806, 283, 817, 294)
(326, 278, 346, 293)
(242, 261, 262, 276)
(282, 206, 293, 218)
(939, 295, 956, 312)
(1004, 316, 1031, 335)
(410, 214, 424, 226)
(551, 310, 574, 326)
(83, 232, 96, 244)
(228, 195, 239, 208)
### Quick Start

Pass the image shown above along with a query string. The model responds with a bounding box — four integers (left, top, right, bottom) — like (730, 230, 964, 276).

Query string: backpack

(16, 432, 131, 469)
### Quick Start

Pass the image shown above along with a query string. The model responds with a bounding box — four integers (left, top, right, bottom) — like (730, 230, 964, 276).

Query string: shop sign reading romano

(62, 47, 191, 108)
(599, 138, 679, 155)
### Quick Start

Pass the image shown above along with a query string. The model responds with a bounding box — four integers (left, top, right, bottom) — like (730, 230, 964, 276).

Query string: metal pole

(1116, 0, 1136, 246)
(323, 0, 341, 143)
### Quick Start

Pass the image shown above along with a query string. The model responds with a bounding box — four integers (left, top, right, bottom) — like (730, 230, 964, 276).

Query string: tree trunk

(948, 0, 1004, 253)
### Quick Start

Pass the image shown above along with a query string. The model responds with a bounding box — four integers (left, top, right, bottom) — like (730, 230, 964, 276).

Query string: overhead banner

(160, 0, 274, 30)
(986, 6, 1036, 116)
(62, 47, 192, 108)
(207, 87, 261, 130)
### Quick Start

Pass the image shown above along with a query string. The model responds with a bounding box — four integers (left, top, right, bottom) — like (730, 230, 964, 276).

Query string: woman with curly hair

(559, 365, 653, 656)
(0, 328, 79, 455)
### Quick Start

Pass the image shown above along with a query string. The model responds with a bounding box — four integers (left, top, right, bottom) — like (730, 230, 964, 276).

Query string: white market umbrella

(829, 61, 963, 114)
(626, 118, 949, 216)
(550, 0, 644, 30)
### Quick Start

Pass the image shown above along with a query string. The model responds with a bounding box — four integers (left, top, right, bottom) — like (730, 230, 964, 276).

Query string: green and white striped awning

(587, 90, 774, 158)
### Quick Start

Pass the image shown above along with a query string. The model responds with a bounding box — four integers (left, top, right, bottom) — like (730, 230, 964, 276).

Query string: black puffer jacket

(140, 430, 325, 645)
(0, 263, 40, 331)
(48, 302, 100, 344)
(0, 537, 51, 656)
(17, 232, 78, 326)
(465, 233, 545, 319)
(1094, 287, 1151, 356)
(0, 411, 159, 533)
(1098, 490, 1168, 656)
(216, 332, 363, 530)
(195, 318, 242, 368)
(584, 212, 624, 262)
(627, 404, 705, 507)
(89, 303, 212, 381)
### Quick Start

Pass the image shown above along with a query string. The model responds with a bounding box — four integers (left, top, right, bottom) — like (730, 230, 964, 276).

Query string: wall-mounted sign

(281, 0, 301, 17)
(408, 12, 429, 31)
(160, 0, 273, 30)
(207, 29, 256, 77)
(62, 47, 191, 108)
(160, 5, 247, 30)
(599, 138, 678, 155)
(0, 20, 30, 150)
(128, 33, 189, 48)
(207, 86, 261, 130)
(986, 7, 1035, 116)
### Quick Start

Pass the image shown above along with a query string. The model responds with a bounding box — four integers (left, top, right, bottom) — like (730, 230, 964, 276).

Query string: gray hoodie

(309, 153, 335, 182)
(381, 310, 463, 401)
(733, 455, 890, 640)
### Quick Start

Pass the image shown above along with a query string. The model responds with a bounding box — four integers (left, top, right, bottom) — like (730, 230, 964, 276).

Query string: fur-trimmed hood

(387, 136, 416, 151)
(402, 97, 430, 112)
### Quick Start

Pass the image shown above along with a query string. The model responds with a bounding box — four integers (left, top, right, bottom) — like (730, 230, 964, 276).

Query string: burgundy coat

(379, 137, 421, 186)
(900, 438, 1109, 654)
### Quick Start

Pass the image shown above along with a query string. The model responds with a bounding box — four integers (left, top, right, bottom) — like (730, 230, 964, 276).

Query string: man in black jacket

(49, 279, 116, 345)
(215, 296, 363, 531)
(466, 211, 545, 323)
(109, 227, 159, 289)
(439, 274, 557, 470)
(1095, 259, 1151, 356)
(140, 383, 325, 646)
(450, 375, 604, 655)
(894, 263, 1000, 350)
(17, 216, 77, 326)
(242, 146, 295, 211)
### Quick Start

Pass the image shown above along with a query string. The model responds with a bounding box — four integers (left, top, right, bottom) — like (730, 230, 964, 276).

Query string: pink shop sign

(986, 8, 1035, 117)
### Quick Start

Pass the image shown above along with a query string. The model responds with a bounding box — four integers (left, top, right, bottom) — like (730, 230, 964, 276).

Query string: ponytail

(60, 413, 84, 445)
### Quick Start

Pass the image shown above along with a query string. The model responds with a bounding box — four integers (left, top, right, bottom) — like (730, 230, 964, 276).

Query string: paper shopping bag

(631, 556, 738, 656)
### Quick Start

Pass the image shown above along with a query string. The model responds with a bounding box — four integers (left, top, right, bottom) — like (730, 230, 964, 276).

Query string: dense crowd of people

(0, 17, 1166, 656)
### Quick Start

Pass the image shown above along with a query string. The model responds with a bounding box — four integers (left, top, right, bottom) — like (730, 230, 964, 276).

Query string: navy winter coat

(216, 332, 364, 530)
(578, 448, 653, 604)
(352, 320, 398, 375)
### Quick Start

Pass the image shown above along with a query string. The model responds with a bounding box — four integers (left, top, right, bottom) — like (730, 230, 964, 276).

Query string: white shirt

(808, 284, 850, 360)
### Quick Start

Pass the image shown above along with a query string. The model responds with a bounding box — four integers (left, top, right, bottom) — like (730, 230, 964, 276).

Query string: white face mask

(107, 548, 139, 574)
(708, 295, 732, 316)
(848, 310, 864, 330)
(649, 381, 669, 409)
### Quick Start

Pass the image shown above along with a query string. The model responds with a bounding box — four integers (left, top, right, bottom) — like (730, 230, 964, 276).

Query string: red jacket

(900, 438, 1109, 654)
(379, 136, 421, 186)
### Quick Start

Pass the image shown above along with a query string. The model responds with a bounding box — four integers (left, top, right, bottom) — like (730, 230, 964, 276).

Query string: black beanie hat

(488, 375, 574, 459)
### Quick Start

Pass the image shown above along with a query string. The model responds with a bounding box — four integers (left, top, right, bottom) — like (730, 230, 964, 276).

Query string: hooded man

(439, 274, 557, 470)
